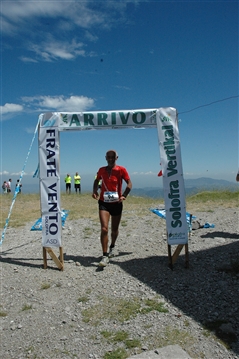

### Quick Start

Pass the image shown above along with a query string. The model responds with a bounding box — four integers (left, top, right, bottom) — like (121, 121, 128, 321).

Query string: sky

(0, 0, 238, 193)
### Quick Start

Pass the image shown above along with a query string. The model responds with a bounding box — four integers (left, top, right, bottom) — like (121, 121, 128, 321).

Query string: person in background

(74, 172, 81, 193)
(15, 180, 22, 193)
(7, 178, 12, 193)
(94, 174, 102, 189)
(64, 174, 71, 194)
(2, 181, 8, 194)
(92, 149, 132, 267)
(236, 169, 239, 182)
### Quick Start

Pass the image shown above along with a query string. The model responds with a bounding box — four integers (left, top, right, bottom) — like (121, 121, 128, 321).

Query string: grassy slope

(0, 190, 238, 229)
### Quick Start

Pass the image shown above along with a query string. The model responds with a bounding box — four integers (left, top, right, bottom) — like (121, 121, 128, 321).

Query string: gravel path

(0, 206, 239, 359)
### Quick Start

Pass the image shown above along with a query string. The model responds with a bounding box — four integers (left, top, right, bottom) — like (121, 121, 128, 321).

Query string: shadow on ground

(112, 240, 239, 353)
(60, 239, 239, 353)
(1, 236, 238, 353)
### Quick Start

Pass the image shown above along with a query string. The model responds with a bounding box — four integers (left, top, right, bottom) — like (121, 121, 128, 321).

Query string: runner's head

(106, 149, 118, 159)
(106, 150, 118, 165)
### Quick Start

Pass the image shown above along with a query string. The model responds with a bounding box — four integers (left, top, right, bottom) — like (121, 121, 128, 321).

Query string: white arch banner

(38, 107, 188, 247)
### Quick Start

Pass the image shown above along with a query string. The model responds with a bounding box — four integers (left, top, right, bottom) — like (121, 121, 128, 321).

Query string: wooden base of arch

(43, 246, 64, 270)
(168, 244, 189, 270)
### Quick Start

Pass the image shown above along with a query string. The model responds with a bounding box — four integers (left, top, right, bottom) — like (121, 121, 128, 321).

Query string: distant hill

(131, 177, 238, 199)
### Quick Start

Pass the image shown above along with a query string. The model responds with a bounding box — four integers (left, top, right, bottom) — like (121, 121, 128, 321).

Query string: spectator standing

(15, 180, 22, 193)
(7, 179, 12, 193)
(64, 174, 71, 194)
(2, 181, 8, 194)
(236, 168, 239, 182)
(74, 172, 81, 193)
(95, 174, 102, 189)
(92, 149, 132, 267)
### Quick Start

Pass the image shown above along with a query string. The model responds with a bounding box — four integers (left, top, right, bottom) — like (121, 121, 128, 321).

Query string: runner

(92, 149, 132, 267)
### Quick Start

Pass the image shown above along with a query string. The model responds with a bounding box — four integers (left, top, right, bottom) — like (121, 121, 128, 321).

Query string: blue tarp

(150, 208, 195, 223)
(150, 208, 215, 229)
(31, 209, 69, 231)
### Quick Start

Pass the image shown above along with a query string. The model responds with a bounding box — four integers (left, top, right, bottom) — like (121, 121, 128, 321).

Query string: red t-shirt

(96, 165, 130, 202)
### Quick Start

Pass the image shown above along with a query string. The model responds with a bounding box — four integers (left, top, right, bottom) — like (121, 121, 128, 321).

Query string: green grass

(125, 338, 141, 349)
(21, 304, 32, 311)
(41, 282, 51, 290)
(0, 311, 7, 317)
(101, 330, 112, 339)
(101, 330, 141, 357)
(140, 298, 168, 314)
(83, 226, 94, 237)
(103, 348, 128, 359)
(186, 190, 239, 212)
(188, 190, 238, 203)
(111, 331, 129, 342)
(78, 296, 89, 303)
(101, 325, 194, 359)
(1, 190, 238, 229)
(0, 193, 41, 228)
(157, 326, 195, 348)
(82, 297, 141, 324)
(82, 296, 168, 325)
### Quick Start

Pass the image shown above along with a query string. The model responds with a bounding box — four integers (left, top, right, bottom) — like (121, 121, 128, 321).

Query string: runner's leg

(99, 210, 111, 254)
(111, 214, 122, 247)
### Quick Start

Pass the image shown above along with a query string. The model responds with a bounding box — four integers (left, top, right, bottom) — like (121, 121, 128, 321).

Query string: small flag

(158, 170, 163, 177)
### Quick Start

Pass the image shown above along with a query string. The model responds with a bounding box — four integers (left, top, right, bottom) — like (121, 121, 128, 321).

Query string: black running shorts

(98, 200, 123, 216)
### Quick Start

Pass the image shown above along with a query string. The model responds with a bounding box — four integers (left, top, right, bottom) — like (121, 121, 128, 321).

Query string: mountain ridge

(131, 177, 238, 199)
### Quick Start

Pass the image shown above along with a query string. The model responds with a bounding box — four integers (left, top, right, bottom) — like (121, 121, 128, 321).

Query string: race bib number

(103, 191, 119, 203)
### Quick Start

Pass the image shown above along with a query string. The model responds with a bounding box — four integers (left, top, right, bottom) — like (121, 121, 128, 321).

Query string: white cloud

(22, 95, 95, 112)
(1, 1, 120, 36)
(114, 85, 131, 91)
(84, 30, 98, 42)
(0, 103, 24, 114)
(0, 171, 33, 177)
(0, 171, 10, 176)
(132, 171, 156, 176)
(144, 171, 156, 175)
(1, 1, 131, 62)
(0, 95, 95, 120)
(11, 172, 22, 176)
(25, 127, 36, 134)
(19, 56, 38, 63)
(29, 38, 86, 62)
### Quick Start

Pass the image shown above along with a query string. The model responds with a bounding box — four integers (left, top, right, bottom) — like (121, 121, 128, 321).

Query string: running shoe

(109, 247, 115, 258)
(99, 256, 109, 267)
